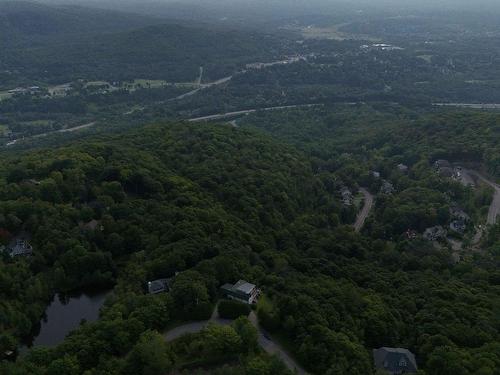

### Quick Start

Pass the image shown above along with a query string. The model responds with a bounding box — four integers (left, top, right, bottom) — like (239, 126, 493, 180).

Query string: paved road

(170, 75, 233, 101)
(354, 188, 374, 232)
(6, 122, 96, 146)
(248, 312, 307, 375)
(188, 104, 322, 123)
(196, 66, 204, 86)
(164, 307, 307, 374)
(468, 170, 500, 225)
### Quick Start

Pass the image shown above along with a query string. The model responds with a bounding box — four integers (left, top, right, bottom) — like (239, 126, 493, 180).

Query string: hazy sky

(35, 0, 500, 18)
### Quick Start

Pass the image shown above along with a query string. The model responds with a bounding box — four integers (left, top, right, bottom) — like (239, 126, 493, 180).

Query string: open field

(20, 120, 53, 127)
(293, 23, 380, 41)
(0, 124, 9, 135)
(0, 91, 13, 101)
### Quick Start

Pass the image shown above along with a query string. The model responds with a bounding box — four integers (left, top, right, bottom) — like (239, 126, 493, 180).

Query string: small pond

(23, 289, 111, 349)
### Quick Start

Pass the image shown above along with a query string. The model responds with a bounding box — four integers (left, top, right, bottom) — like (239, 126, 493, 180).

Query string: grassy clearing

(0, 124, 9, 136)
(353, 192, 364, 210)
(300, 24, 380, 41)
(0, 91, 13, 101)
(417, 55, 433, 63)
(20, 120, 53, 127)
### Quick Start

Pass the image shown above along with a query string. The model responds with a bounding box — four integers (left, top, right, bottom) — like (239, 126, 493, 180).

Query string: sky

(33, 0, 500, 19)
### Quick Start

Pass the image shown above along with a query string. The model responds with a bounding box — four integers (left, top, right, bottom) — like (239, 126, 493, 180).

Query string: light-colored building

(220, 280, 260, 304)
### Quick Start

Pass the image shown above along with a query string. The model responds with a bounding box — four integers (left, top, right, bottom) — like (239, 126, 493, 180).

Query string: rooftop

(233, 280, 256, 295)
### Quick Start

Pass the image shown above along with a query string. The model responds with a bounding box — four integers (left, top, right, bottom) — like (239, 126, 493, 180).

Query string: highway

(188, 104, 322, 122)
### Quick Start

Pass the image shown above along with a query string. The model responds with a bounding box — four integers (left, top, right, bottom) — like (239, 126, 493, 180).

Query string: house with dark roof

(434, 159, 452, 170)
(220, 280, 260, 304)
(147, 278, 173, 294)
(8, 239, 33, 257)
(423, 226, 446, 241)
(373, 347, 418, 374)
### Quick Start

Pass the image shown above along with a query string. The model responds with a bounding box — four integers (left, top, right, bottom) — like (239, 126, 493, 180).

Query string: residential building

(220, 280, 260, 304)
(423, 226, 446, 241)
(8, 239, 33, 257)
(380, 180, 395, 195)
(147, 278, 173, 294)
(397, 164, 409, 173)
(450, 220, 467, 233)
(340, 186, 354, 206)
(434, 159, 451, 170)
(373, 347, 418, 374)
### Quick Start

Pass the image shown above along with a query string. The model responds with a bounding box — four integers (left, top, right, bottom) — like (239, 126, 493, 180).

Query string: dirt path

(354, 188, 374, 232)
(164, 306, 307, 374)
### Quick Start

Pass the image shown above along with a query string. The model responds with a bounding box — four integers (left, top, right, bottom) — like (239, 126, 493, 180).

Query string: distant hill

(0, 1, 285, 84)
(0, 1, 162, 39)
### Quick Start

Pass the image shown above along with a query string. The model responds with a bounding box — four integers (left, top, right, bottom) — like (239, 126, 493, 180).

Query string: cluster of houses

(449, 206, 470, 234)
(420, 205, 471, 242)
(146, 271, 417, 373)
(147, 275, 261, 306)
(360, 43, 404, 52)
(7, 86, 40, 95)
(434, 160, 472, 186)
(245, 55, 308, 70)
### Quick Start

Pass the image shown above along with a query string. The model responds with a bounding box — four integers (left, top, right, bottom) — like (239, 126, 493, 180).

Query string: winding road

(164, 307, 307, 374)
(467, 170, 500, 225)
(354, 188, 374, 232)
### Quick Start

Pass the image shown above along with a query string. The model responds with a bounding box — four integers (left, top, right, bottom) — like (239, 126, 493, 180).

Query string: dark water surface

(24, 290, 110, 348)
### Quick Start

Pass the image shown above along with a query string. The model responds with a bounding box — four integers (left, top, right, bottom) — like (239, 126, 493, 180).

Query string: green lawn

(20, 120, 53, 127)
(0, 124, 9, 136)
(0, 91, 13, 101)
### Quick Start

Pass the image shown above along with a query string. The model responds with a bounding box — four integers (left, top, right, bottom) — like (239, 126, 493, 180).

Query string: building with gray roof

(220, 280, 260, 304)
(373, 347, 418, 374)
(147, 278, 172, 294)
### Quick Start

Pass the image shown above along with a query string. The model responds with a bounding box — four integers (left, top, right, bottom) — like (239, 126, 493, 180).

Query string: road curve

(164, 308, 307, 374)
(354, 188, 374, 232)
(467, 170, 500, 225)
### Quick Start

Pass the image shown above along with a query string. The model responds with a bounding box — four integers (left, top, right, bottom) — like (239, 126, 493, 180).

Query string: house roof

(148, 278, 171, 293)
(233, 280, 256, 294)
(373, 347, 418, 373)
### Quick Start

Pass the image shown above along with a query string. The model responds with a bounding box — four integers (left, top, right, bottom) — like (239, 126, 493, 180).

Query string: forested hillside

(0, 121, 499, 374)
(0, 1, 284, 84)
